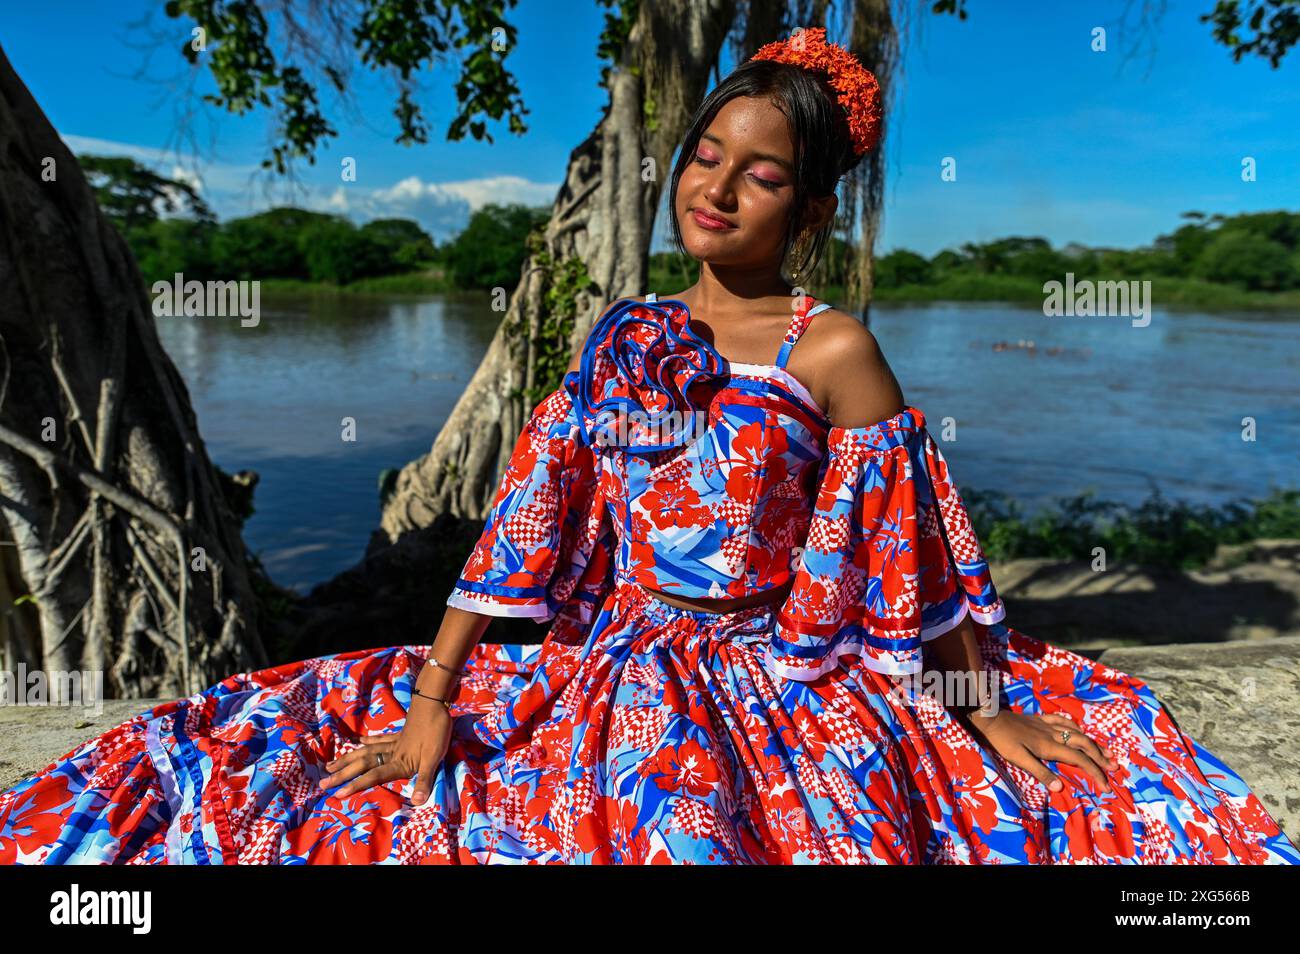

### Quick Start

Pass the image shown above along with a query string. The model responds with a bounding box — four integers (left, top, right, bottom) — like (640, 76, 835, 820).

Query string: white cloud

(319, 174, 558, 239)
(432, 174, 558, 210)
(61, 134, 258, 196)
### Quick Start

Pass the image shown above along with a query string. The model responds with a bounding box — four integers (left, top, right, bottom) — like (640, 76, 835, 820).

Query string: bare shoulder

(800, 306, 905, 428)
(804, 306, 882, 364)
(566, 295, 647, 374)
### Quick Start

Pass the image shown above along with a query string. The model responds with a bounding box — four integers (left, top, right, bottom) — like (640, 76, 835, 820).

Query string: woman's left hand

(963, 709, 1119, 794)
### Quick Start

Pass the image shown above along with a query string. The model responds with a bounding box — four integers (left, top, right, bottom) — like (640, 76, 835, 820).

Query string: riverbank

(255, 271, 454, 296)
(992, 538, 1300, 650)
(869, 274, 1300, 311)
(644, 268, 1300, 312)
(965, 487, 1300, 572)
(146, 273, 1300, 311)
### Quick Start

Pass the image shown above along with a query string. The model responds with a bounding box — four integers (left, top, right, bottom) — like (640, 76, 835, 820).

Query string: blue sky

(4, 0, 1297, 256)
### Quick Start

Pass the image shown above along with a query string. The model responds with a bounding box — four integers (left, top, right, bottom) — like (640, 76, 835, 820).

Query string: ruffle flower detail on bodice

(565, 297, 728, 456)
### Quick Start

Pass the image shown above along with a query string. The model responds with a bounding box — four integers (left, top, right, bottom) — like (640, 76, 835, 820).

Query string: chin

(681, 227, 752, 265)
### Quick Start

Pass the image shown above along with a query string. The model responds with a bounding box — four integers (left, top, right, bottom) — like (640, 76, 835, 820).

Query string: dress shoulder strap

(774, 299, 833, 368)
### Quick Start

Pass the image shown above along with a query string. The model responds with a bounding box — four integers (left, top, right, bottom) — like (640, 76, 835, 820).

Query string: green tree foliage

(205, 208, 437, 283)
(928, 249, 965, 276)
(131, 218, 220, 279)
(1152, 213, 1218, 273)
(1192, 230, 1294, 290)
(360, 218, 437, 268)
(1200, 0, 1300, 67)
(81, 162, 439, 284)
(875, 250, 931, 287)
(81, 154, 213, 232)
(162, 0, 531, 172)
(873, 210, 1300, 292)
(442, 202, 550, 290)
(298, 218, 392, 283)
(213, 208, 328, 279)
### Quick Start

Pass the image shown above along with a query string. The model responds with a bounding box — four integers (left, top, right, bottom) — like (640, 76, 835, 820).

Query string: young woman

(2, 28, 1296, 865)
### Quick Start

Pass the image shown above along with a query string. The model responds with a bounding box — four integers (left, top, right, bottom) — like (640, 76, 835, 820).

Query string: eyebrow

(698, 132, 794, 174)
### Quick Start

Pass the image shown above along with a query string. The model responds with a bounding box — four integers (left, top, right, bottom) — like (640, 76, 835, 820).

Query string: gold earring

(789, 229, 811, 282)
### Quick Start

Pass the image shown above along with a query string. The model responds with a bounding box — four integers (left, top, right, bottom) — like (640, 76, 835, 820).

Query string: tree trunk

(377, 0, 740, 538)
(834, 0, 896, 326)
(0, 43, 268, 699)
(855, 0, 898, 325)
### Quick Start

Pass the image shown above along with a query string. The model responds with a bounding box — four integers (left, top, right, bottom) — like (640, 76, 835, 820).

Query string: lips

(691, 207, 736, 230)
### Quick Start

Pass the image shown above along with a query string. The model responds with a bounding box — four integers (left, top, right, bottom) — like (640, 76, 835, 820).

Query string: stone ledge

(1096, 635, 1300, 841)
(991, 539, 1300, 650)
(2, 637, 1296, 843)
(0, 699, 165, 792)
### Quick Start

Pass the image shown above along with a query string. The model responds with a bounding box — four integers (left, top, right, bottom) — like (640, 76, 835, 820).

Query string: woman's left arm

(923, 564, 1119, 795)
(923, 615, 987, 716)
(816, 313, 1117, 794)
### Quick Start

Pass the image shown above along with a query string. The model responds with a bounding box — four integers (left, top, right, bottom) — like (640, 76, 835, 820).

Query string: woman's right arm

(415, 329, 591, 693)
(323, 330, 607, 804)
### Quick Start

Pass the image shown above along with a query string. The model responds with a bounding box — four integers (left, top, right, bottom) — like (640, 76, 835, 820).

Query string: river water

(154, 292, 1300, 592)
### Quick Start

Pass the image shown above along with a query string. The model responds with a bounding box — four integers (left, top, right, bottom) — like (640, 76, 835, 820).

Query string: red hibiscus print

(641, 478, 711, 531)
(725, 422, 787, 499)
(650, 739, 720, 797)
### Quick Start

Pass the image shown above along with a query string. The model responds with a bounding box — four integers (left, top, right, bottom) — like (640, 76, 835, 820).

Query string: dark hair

(667, 58, 867, 284)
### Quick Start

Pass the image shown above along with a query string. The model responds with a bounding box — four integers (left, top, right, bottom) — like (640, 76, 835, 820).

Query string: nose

(702, 163, 737, 209)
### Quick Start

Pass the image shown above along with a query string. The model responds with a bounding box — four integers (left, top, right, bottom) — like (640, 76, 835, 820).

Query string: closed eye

(692, 154, 783, 191)
(696, 151, 785, 191)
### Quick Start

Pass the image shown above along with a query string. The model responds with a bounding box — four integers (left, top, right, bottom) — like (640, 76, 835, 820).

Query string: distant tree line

(81, 154, 549, 289)
(870, 211, 1300, 293)
(87, 154, 1299, 296)
(126, 207, 439, 285)
(648, 211, 1300, 295)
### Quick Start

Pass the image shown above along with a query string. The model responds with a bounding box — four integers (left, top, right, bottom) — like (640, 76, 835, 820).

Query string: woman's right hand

(319, 697, 453, 806)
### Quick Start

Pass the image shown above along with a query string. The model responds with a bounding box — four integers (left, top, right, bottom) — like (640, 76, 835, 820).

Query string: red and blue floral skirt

(2, 576, 1296, 864)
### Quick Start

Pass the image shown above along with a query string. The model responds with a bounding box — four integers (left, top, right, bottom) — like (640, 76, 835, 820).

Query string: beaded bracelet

(426, 652, 464, 678)
(415, 652, 460, 713)
(412, 687, 452, 712)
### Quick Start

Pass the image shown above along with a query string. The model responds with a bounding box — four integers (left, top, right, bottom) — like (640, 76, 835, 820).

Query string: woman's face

(674, 95, 818, 272)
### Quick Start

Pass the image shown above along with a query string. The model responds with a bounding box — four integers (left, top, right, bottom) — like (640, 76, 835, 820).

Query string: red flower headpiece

(749, 26, 883, 157)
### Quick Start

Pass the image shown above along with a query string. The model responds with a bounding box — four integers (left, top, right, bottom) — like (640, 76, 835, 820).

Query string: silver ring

(376, 751, 386, 766)
(1060, 730, 1071, 744)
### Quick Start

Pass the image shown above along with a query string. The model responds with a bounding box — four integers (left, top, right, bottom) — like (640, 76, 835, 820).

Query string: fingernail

(1049, 779, 1062, 792)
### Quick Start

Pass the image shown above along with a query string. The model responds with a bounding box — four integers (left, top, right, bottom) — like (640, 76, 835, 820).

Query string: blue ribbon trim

(569, 298, 727, 456)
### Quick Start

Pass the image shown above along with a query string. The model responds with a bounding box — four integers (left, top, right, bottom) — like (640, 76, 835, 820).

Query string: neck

(681, 262, 795, 316)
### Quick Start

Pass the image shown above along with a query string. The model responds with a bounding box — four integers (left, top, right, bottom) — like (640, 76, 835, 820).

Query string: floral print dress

(2, 294, 1296, 865)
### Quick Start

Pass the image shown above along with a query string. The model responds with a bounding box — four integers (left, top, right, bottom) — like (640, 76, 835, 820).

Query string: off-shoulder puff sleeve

(765, 407, 1006, 682)
(446, 371, 613, 624)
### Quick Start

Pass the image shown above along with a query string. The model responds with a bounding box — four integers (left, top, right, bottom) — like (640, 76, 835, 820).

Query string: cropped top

(447, 292, 1007, 682)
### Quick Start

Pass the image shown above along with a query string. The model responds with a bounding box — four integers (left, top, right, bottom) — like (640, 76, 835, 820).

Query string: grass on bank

(964, 486, 1300, 570)
(254, 270, 454, 296)
(647, 264, 1300, 313)
(183, 268, 1300, 311)
(871, 274, 1300, 312)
